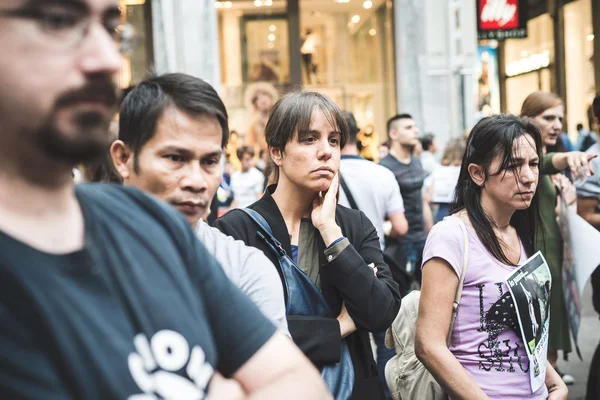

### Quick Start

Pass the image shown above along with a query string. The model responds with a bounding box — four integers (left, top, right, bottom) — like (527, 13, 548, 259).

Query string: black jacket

(213, 186, 401, 399)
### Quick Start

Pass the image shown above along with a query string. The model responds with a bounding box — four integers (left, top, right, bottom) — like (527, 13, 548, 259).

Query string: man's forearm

(246, 366, 331, 400)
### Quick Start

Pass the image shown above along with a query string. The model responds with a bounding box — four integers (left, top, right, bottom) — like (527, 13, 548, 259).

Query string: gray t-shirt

(196, 220, 289, 335)
(339, 155, 405, 250)
(380, 154, 427, 243)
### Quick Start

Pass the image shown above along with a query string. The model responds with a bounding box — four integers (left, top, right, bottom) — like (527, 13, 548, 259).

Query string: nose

(520, 164, 537, 186)
(317, 137, 333, 160)
(78, 23, 121, 76)
(553, 118, 563, 132)
(180, 163, 209, 193)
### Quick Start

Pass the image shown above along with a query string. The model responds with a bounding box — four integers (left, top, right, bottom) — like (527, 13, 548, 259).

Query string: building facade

(478, 0, 599, 136)
(123, 1, 512, 153)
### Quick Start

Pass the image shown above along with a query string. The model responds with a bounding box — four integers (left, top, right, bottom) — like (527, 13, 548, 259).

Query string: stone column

(393, 0, 477, 146)
(151, 0, 222, 92)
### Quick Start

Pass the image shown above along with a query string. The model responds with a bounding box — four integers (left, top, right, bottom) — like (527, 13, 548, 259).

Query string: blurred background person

(576, 122, 598, 152)
(521, 91, 596, 384)
(230, 145, 265, 209)
(337, 111, 408, 398)
(378, 139, 391, 162)
(429, 138, 466, 223)
(419, 133, 439, 177)
(245, 82, 278, 154)
(380, 114, 433, 284)
(576, 93, 600, 400)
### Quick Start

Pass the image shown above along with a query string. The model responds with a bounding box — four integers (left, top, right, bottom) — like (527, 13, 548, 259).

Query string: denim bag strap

(241, 208, 354, 400)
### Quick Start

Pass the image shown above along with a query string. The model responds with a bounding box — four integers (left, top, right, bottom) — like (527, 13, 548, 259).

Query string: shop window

(503, 14, 554, 114)
(243, 17, 290, 84)
(564, 0, 595, 135)
(300, 0, 396, 156)
(119, 0, 153, 89)
(216, 0, 396, 159)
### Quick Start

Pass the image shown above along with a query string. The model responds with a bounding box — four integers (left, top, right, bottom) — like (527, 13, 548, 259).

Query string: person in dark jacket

(214, 91, 401, 399)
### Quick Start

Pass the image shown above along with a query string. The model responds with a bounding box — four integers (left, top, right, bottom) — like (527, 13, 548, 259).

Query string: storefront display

(119, 0, 153, 89)
(216, 0, 396, 151)
(502, 13, 554, 114)
(475, 44, 501, 119)
(495, 0, 596, 135)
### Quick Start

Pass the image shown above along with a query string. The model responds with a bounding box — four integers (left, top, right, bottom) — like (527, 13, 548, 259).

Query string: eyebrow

(201, 150, 223, 159)
(24, 0, 121, 17)
(160, 146, 223, 158)
(24, 0, 89, 11)
(511, 156, 539, 163)
(299, 129, 341, 136)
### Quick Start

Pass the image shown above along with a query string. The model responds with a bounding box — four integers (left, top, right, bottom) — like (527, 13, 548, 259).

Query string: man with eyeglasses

(0, 1, 329, 399)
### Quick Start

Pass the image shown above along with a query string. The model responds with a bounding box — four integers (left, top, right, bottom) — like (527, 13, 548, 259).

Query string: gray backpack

(384, 220, 469, 400)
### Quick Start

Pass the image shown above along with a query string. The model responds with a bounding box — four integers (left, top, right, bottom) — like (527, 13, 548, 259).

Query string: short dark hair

(576, 123, 584, 131)
(119, 73, 229, 173)
(420, 133, 435, 151)
(386, 113, 413, 134)
(593, 93, 600, 121)
(237, 145, 255, 160)
(265, 91, 349, 151)
(342, 111, 360, 144)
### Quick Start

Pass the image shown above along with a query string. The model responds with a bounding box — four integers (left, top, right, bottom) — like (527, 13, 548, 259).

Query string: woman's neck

(271, 177, 315, 223)
(479, 191, 514, 232)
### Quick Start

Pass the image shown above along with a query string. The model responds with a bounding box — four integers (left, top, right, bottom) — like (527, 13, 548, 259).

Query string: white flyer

(505, 251, 552, 393)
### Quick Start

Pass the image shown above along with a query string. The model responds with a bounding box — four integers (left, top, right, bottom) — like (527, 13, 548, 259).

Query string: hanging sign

(477, 0, 528, 40)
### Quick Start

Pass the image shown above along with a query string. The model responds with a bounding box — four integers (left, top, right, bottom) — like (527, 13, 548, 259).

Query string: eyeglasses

(0, 7, 136, 54)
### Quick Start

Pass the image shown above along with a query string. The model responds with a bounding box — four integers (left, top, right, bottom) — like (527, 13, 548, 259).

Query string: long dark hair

(450, 114, 543, 265)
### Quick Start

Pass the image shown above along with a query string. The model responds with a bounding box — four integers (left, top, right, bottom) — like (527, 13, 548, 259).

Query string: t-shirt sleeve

(421, 219, 464, 278)
(384, 169, 405, 215)
(185, 232, 277, 377)
(198, 223, 289, 336)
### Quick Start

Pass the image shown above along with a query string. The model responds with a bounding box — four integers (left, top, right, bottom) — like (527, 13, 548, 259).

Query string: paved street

(557, 282, 599, 400)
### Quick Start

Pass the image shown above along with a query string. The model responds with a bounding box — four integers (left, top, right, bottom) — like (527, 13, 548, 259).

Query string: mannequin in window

(301, 29, 319, 84)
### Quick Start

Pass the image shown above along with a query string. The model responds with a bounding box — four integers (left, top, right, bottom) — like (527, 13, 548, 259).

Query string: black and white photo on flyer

(505, 251, 552, 393)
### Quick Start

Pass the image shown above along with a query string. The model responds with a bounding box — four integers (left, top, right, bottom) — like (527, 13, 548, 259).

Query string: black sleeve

(183, 223, 277, 378)
(321, 211, 401, 333)
(0, 303, 70, 400)
(287, 316, 342, 366)
(212, 213, 248, 242)
(214, 212, 344, 367)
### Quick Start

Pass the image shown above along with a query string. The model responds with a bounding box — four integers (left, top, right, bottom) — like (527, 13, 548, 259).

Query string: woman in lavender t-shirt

(415, 115, 568, 399)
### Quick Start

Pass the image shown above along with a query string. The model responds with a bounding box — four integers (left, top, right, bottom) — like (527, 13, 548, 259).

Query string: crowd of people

(1, 1, 600, 400)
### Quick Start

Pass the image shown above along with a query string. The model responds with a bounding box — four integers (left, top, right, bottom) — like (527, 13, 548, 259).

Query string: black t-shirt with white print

(0, 184, 276, 400)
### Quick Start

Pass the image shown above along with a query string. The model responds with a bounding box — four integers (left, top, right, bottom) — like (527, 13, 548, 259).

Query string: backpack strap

(339, 174, 359, 211)
(446, 219, 469, 346)
(240, 208, 287, 259)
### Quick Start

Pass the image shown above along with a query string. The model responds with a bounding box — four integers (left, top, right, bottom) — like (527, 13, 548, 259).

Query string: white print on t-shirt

(475, 282, 530, 374)
(127, 330, 214, 400)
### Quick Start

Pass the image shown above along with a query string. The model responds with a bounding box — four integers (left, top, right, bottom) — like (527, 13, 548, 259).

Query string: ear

(110, 140, 134, 181)
(467, 163, 486, 187)
(388, 129, 397, 141)
(269, 146, 283, 166)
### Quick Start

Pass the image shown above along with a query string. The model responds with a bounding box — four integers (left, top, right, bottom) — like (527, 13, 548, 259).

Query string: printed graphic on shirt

(128, 330, 214, 400)
(506, 252, 552, 393)
(475, 281, 530, 375)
